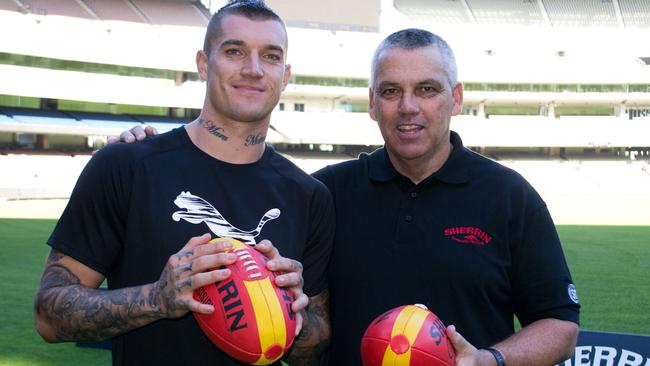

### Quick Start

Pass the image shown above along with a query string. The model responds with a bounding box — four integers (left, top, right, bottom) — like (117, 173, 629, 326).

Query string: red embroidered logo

(444, 226, 492, 246)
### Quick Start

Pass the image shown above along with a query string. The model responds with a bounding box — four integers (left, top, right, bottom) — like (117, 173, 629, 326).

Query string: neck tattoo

(245, 133, 266, 146)
(198, 117, 228, 141)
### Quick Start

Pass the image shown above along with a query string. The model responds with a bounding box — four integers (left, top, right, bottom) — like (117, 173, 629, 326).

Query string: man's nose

(241, 54, 264, 78)
(398, 93, 419, 114)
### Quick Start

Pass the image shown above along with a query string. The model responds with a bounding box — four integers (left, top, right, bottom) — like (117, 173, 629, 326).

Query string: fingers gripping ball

(193, 238, 296, 365)
(360, 304, 455, 366)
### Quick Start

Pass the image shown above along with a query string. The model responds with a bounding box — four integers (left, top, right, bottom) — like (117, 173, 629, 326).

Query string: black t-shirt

(313, 131, 580, 366)
(48, 127, 335, 366)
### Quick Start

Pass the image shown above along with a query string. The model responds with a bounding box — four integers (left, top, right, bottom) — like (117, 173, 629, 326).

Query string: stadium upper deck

(394, 0, 650, 28)
(0, 0, 210, 26)
(0, 0, 649, 155)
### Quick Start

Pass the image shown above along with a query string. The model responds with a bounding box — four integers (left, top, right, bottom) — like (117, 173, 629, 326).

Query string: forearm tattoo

(285, 289, 331, 365)
(198, 116, 228, 141)
(35, 250, 163, 342)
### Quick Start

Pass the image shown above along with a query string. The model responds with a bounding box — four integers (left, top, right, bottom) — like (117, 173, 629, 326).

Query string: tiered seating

(502, 160, 596, 195)
(131, 0, 208, 26)
(20, 0, 92, 19)
(468, 0, 544, 26)
(576, 161, 650, 193)
(619, 0, 650, 28)
(0, 65, 201, 110)
(395, 0, 623, 28)
(542, 0, 618, 27)
(281, 154, 348, 174)
(269, 111, 383, 145)
(10, 0, 209, 26)
(287, 28, 378, 78)
(2, 154, 648, 225)
(499, 160, 650, 225)
(0, 107, 185, 137)
(0, 154, 91, 199)
(83, 0, 144, 23)
(451, 115, 650, 148)
(0, 1, 21, 12)
(268, 0, 379, 32)
(2, 103, 649, 147)
(394, 0, 470, 23)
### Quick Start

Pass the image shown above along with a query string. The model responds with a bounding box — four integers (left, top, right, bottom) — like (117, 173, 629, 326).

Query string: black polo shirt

(313, 131, 579, 366)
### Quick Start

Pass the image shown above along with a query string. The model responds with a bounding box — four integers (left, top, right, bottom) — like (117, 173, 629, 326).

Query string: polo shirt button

(410, 192, 417, 198)
(405, 215, 412, 222)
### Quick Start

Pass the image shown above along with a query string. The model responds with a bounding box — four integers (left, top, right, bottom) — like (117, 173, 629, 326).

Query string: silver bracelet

(486, 347, 506, 366)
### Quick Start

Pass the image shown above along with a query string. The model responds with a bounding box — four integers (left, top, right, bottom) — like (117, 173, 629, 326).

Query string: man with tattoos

(33, 2, 334, 366)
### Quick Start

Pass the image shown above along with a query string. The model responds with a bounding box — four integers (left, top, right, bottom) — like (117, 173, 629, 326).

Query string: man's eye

(419, 86, 439, 96)
(225, 48, 242, 56)
(381, 88, 399, 97)
(265, 53, 282, 62)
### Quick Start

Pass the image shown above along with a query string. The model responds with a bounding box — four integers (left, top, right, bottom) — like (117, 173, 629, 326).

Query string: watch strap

(486, 347, 506, 366)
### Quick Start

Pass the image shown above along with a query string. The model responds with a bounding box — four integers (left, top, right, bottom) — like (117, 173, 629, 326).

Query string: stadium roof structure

(0, 0, 210, 26)
(0, 0, 649, 150)
(393, 0, 650, 29)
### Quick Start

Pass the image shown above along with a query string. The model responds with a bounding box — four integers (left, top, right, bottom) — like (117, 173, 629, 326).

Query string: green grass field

(0, 219, 110, 366)
(0, 218, 648, 365)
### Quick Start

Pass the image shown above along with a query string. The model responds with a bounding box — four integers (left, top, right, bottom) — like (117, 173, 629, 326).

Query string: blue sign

(557, 330, 650, 366)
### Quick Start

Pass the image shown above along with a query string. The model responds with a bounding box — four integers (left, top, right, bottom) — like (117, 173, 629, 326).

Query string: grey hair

(370, 28, 458, 88)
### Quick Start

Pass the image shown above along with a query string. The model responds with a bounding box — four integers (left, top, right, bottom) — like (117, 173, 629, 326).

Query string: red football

(193, 238, 296, 365)
(360, 304, 455, 366)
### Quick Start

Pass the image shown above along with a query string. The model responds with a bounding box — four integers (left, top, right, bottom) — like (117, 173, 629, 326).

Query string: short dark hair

(203, 0, 286, 56)
(370, 28, 458, 88)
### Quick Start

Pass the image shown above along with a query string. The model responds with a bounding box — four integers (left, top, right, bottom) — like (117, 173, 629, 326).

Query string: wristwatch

(486, 347, 506, 366)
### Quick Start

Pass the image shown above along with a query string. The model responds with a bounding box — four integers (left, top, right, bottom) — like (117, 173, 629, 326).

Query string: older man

(314, 28, 579, 366)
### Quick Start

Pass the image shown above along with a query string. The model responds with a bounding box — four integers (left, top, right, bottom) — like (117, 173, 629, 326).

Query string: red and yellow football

(360, 304, 455, 366)
(193, 238, 296, 365)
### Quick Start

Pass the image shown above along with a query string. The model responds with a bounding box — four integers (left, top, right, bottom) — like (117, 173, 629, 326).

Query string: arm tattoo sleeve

(34, 250, 164, 342)
(284, 289, 331, 366)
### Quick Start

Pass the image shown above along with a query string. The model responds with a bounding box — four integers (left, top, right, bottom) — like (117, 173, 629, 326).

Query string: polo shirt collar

(368, 130, 471, 185)
(367, 147, 399, 182)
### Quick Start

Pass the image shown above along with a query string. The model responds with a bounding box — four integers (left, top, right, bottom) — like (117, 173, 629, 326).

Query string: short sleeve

(300, 182, 335, 297)
(47, 145, 133, 275)
(511, 204, 580, 326)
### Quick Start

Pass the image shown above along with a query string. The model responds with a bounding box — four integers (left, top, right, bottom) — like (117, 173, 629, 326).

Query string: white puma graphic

(171, 191, 280, 245)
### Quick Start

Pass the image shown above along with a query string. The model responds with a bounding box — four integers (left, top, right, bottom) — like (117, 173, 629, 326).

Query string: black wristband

(486, 347, 506, 366)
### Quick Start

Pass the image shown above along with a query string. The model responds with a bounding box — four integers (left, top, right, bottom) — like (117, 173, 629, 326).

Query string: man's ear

(196, 50, 208, 81)
(451, 82, 464, 116)
(368, 88, 377, 121)
(282, 64, 292, 91)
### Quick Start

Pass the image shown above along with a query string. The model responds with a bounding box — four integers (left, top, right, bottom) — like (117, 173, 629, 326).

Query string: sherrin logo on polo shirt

(443, 226, 492, 246)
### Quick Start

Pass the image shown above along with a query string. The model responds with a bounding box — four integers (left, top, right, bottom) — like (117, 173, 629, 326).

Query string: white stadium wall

(0, 1, 649, 225)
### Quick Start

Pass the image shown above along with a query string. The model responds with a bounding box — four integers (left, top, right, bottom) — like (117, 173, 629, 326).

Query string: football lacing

(234, 248, 263, 278)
